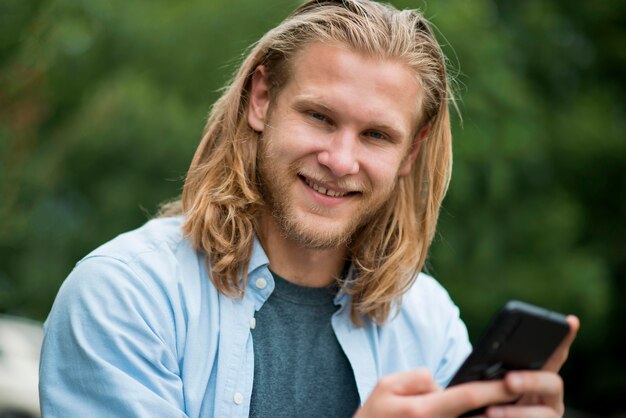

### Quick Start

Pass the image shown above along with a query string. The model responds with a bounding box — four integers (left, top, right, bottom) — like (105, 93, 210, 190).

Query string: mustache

(293, 165, 371, 194)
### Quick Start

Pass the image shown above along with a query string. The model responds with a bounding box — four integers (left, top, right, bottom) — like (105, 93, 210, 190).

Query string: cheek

(361, 149, 405, 186)
(266, 121, 317, 158)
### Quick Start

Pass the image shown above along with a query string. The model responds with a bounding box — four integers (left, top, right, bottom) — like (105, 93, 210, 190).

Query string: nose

(317, 130, 360, 177)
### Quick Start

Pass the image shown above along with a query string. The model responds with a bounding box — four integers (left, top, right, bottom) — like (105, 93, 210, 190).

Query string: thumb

(543, 315, 580, 372)
(376, 368, 439, 396)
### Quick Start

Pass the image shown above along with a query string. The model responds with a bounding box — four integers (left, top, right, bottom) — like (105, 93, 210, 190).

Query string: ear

(398, 125, 429, 176)
(247, 65, 271, 132)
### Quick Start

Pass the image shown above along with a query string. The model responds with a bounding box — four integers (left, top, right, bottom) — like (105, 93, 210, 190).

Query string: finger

(505, 371, 563, 409)
(417, 380, 517, 417)
(543, 315, 580, 372)
(376, 368, 439, 396)
(487, 405, 561, 418)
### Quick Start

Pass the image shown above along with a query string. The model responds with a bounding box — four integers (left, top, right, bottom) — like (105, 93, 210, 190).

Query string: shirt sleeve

(39, 255, 188, 418)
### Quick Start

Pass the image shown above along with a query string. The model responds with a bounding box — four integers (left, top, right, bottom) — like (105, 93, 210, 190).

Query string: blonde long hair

(161, 0, 454, 324)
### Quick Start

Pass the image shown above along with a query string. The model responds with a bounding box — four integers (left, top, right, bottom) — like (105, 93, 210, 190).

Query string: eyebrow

(292, 96, 409, 140)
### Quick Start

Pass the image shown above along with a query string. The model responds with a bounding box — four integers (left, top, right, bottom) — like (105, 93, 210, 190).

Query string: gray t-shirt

(249, 271, 360, 418)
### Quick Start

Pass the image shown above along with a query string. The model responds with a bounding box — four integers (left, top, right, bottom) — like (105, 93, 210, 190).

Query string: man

(39, 0, 579, 417)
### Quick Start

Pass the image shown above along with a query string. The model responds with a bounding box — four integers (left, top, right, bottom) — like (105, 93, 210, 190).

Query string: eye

(364, 130, 387, 141)
(309, 111, 329, 123)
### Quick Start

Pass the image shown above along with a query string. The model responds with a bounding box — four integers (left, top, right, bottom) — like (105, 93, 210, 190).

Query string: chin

(280, 216, 354, 249)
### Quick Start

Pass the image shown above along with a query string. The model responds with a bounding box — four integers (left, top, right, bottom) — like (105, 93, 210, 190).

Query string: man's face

(248, 42, 424, 249)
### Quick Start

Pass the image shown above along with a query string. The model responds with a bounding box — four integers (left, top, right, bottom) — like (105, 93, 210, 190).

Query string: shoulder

(391, 272, 462, 326)
(380, 272, 471, 386)
(85, 216, 188, 265)
(72, 216, 201, 294)
(40, 218, 203, 415)
(44, 216, 211, 360)
(49, 217, 207, 334)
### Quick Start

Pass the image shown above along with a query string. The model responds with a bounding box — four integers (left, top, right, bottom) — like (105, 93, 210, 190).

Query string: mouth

(299, 175, 358, 198)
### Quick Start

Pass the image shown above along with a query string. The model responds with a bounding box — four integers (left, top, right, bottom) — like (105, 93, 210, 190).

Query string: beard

(256, 135, 397, 250)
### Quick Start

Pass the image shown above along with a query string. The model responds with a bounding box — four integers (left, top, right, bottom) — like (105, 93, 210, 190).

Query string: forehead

(281, 42, 424, 137)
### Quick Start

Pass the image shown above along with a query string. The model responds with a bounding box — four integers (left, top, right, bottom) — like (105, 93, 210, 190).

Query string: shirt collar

(247, 235, 270, 275)
(245, 234, 353, 308)
(333, 264, 354, 307)
(241, 236, 273, 311)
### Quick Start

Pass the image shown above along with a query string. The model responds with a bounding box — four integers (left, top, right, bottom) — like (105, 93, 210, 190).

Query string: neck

(256, 210, 348, 287)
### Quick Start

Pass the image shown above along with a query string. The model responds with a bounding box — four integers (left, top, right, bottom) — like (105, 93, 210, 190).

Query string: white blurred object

(0, 315, 43, 418)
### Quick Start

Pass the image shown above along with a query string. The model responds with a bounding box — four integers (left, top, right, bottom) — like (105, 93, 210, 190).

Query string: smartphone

(447, 300, 570, 417)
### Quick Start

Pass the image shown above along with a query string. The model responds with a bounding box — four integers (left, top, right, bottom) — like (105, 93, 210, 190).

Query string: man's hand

(354, 315, 580, 418)
(484, 315, 580, 418)
(353, 368, 517, 418)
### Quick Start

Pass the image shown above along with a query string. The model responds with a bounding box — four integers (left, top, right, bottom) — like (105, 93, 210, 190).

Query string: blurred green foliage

(1, 0, 624, 415)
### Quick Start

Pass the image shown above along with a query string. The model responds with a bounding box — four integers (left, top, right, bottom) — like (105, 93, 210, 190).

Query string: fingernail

(508, 374, 523, 391)
(488, 407, 504, 418)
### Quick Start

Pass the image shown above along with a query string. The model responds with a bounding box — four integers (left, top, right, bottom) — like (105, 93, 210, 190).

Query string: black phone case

(447, 300, 569, 417)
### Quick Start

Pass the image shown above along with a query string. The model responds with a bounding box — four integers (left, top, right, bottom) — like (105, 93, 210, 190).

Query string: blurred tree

(422, 0, 626, 414)
(0, 0, 300, 317)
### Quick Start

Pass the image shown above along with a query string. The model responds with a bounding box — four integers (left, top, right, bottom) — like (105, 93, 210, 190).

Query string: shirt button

(249, 318, 256, 329)
(233, 392, 243, 405)
(255, 278, 267, 289)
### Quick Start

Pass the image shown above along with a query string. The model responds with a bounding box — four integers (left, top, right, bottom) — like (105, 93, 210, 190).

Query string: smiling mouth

(300, 175, 356, 198)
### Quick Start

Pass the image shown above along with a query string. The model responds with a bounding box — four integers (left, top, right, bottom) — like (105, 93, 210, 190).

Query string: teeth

(304, 177, 349, 197)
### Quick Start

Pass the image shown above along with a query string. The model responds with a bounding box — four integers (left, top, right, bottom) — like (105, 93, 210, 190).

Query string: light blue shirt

(39, 217, 471, 417)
